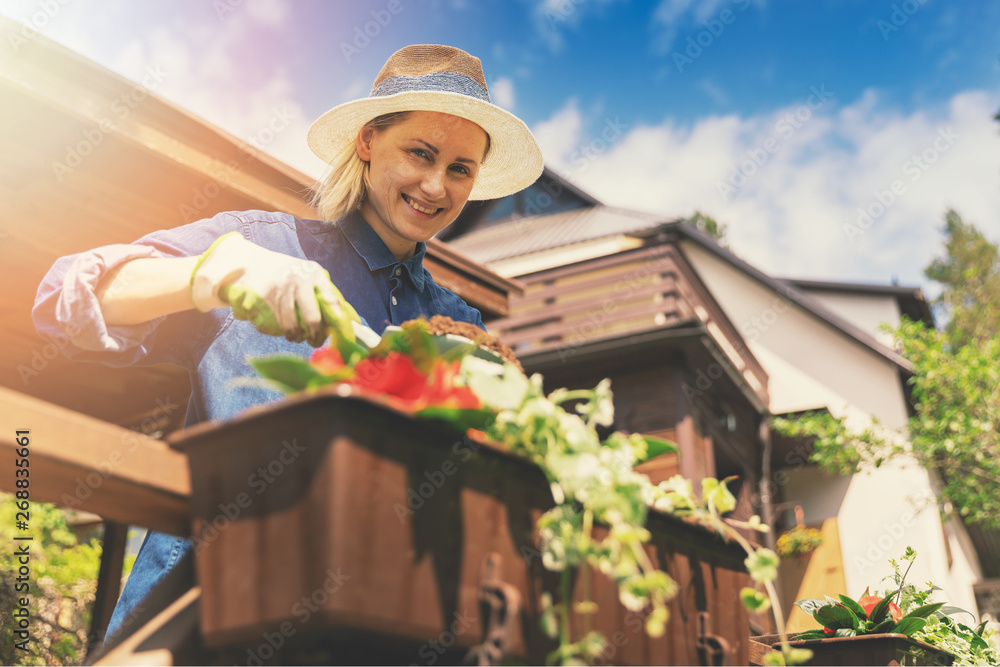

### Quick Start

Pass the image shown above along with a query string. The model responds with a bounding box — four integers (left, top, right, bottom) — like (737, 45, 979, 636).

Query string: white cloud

(97, 11, 326, 178)
(651, 0, 759, 54)
(697, 78, 729, 106)
(534, 88, 1000, 287)
(9, 0, 327, 178)
(491, 76, 515, 110)
(532, 0, 624, 52)
(245, 0, 289, 26)
(532, 98, 584, 167)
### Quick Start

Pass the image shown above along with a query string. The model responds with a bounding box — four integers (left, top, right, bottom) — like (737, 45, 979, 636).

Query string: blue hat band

(370, 72, 491, 104)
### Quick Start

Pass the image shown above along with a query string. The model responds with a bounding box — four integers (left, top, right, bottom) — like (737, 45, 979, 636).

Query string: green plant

(776, 525, 823, 559)
(254, 320, 813, 665)
(793, 548, 999, 666)
(773, 212, 1000, 529)
(0, 496, 101, 665)
(884, 548, 998, 666)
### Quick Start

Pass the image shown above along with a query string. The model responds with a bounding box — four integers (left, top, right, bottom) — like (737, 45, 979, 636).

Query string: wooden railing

(0, 386, 192, 657)
(488, 244, 769, 406)
(490, 246, 694, 351)
(0, 387, 191, 535)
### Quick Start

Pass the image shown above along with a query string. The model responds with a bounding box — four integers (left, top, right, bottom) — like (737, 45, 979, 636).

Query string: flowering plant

(793, 589, 917, 640)
(793, 548, 999, 666)
(775, 525, 823, 559)
(250, 319, 494, 429)
(252, 320, 809, 665)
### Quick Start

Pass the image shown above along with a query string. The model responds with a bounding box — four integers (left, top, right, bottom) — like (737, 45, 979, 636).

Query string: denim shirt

(33, 209, 485, 427)
(33, 209, 486, 643)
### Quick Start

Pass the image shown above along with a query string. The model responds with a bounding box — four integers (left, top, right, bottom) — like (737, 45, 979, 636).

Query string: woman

(32, 44, 543, 643)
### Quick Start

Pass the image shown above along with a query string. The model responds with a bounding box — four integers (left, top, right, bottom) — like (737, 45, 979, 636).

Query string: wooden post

(87, 521, 129, 652)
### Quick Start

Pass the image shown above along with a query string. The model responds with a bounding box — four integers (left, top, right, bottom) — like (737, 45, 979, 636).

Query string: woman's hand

(190, 232, 359, 346)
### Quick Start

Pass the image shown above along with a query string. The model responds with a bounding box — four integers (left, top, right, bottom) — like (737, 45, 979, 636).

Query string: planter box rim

(757, 631, 956, 664)
(170, 384, 749, 564)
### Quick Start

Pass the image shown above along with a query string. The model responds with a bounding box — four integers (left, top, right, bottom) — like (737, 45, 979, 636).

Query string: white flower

(591, 378, 615, 426)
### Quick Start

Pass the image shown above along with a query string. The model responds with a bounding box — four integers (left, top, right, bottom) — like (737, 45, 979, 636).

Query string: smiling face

(356, 110, 489, 261)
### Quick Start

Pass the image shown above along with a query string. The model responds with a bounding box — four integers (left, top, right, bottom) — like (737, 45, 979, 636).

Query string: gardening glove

(190, 232, 360, 347)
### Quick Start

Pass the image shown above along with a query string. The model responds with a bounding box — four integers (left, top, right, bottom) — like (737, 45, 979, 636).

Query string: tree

(685, 211, 728, 246)
(0, 496, 101, 665)
(925, 209, 1000, 347)
(773, 211, 1000, 528)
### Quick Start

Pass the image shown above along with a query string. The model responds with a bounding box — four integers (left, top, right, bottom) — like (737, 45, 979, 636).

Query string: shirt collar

(339, 211, 427, 291)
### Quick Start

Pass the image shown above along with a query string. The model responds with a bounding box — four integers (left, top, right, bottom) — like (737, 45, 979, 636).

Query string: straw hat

(307, 44, 543, 201)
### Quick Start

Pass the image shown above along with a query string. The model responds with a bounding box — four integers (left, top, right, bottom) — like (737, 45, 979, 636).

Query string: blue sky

(2, 0, 999, 291)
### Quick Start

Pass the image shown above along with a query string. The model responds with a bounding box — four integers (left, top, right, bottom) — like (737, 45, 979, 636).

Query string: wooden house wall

(494, 241, 768, 529)
(493, 247, 693, 354)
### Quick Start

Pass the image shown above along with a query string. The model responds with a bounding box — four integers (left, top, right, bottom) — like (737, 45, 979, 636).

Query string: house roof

(778, 277, 935, 329)
(666, 223, 916, 374)
(448, 205, 667, 264)
(449, 201, 916, 375)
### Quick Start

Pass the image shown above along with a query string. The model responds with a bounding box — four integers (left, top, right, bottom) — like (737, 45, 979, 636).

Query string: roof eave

(667, 222, 916, 375)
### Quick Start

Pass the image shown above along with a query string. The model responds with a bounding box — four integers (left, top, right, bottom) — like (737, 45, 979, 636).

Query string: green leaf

(741, 587, 771, 612)
(869, 618, 896, 634)
(250, 355, 327, 393)
(834, 627, 857, 637)
(838, 594, 868, 620)
(794, 598, 829, 616)
(539, 593, 559, 639)
(386, 321, 438, 373)
(414, 406, 496, 431)
(645, 605, 669, 637)
(792, 629, 829, 641)
(783, 647, 814, 666)
(745, 548, 779, 583)
(762, 650, 787, 666)
(892, 616, 927, 636)
(634, 435, 679, 464)
(938, 604, 975, 619)
(815, 603, 858, 630)
(868, 595, 892, 624)
(900, 602, 944, 620)
(703, 476, 737, 515)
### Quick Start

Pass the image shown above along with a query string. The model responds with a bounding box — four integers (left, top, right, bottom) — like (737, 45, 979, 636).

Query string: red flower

(351, 352, 426, 402)
(858, 595, 902, 622)
(420, 360, 481, 411)
(308, 347, 481, 414)
(309, 346, 346, 375)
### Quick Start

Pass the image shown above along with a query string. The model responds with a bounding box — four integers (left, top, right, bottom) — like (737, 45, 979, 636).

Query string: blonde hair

(311, 112, 412, 222)
(310, 111, 492, 222)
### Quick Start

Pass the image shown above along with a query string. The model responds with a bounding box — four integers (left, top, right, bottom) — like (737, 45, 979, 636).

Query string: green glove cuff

(317, 286, 360, 344)
(189, 231, 242, 311)
(225, 284, 283, 337)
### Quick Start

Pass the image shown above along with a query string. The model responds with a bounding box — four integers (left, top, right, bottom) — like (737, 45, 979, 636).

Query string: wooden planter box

(751, 632, 955, 666)
(171, 388, 751, 665)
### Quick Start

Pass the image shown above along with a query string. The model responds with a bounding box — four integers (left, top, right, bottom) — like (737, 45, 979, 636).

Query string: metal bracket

(696, 611, 730, 666)
(465, 552, 522, 666)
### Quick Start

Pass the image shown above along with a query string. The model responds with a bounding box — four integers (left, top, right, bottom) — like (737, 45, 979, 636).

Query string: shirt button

(394, 267, 402, 276)
(391, 296, 397, 306)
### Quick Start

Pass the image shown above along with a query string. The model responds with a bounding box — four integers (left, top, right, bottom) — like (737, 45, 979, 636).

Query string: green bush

(0, 494, 101, 665)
